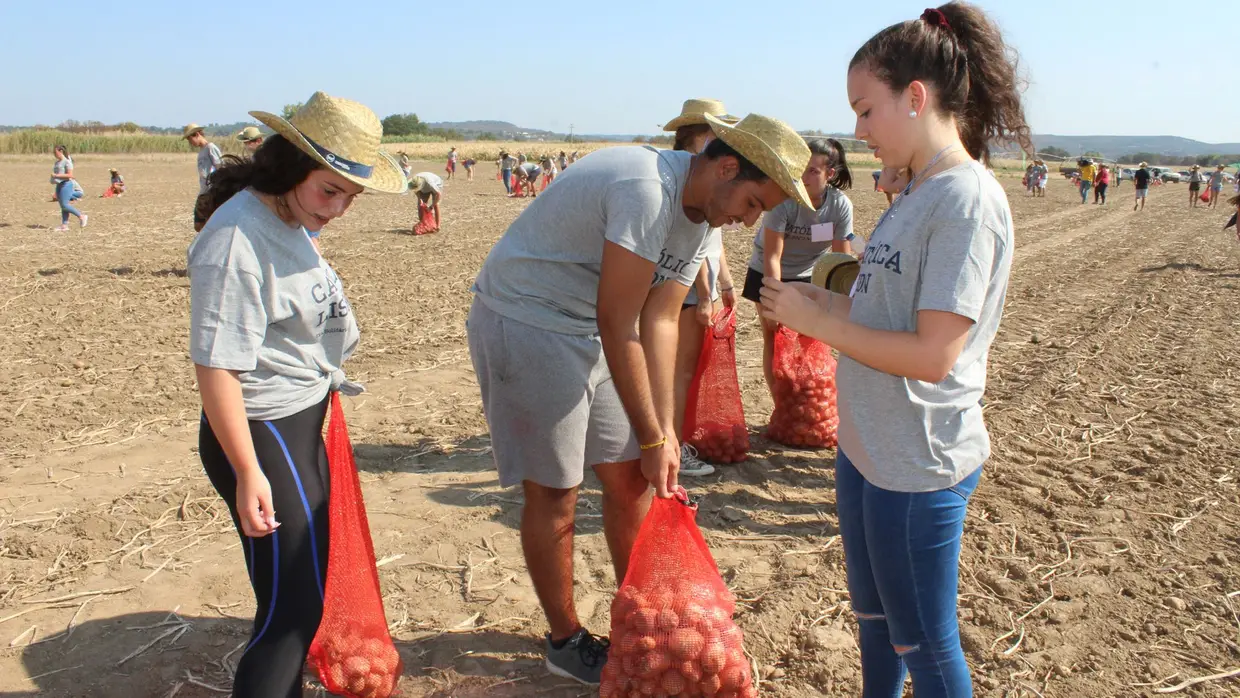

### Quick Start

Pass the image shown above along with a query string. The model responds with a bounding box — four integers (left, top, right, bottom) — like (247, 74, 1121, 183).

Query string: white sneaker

(679, 443, 715, 477)
(79, 214, 89, 228)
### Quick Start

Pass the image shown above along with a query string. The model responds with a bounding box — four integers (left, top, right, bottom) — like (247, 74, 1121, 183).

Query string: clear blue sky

(3, 0, 1236, 143)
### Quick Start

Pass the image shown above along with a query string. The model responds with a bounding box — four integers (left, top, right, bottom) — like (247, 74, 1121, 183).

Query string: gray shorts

(1136, 188, 1148, 199)
(466, 298, 640, 489)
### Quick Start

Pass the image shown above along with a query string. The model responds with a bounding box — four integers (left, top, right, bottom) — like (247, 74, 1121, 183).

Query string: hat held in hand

(250, 92, 407, 194)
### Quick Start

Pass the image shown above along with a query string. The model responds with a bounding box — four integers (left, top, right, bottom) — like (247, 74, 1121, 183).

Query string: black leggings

(1095, 183, 1108, 203)
(200, 395, 331, 698)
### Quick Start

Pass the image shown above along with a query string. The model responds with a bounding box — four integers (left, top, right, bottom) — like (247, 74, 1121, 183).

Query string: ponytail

(196, 134, 320, 223)
(55, 145, 70, 159)
(825, 138, 852, 190)
(805, 137, 854, 191)
(849, 1, 1032, 165)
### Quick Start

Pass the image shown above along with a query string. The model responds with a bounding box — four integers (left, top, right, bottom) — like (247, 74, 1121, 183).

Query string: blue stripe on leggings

(244, 530, 278, 652)
(263, 421, 325, 600)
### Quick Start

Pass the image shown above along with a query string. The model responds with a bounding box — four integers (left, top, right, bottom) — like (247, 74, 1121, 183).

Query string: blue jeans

(836, 450, 981, 698)
(1078, 180, 1092, 203)
(56, 181, 83, 224)
(501, 168, 512, 194)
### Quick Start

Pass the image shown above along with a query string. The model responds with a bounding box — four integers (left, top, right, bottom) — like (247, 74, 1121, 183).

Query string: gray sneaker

(680, 443, 716, 477)
(545, 628, 609, 685)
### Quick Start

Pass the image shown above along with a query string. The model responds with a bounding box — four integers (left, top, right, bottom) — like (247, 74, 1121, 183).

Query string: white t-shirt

(473, 146, 711, 335)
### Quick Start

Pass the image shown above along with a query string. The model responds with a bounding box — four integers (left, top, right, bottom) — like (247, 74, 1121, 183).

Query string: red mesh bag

(766, 326, 839, 449)
(602, 488, 756, 698)
(413, 202, 437, 235)
(683, 307, 749, 463)
(308, 393, 403, 698)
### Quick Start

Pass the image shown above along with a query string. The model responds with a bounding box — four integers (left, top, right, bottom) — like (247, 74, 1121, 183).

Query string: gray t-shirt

(473, 146, 710, 335)
(1209, 171, 1225, 187)
(748, 187, 854, 279)
(684, 228, 723, 306)
(188, 189, 360, 421)
(198, 143, 223, 194)
(837, 160, 1013, 492)
(518, 162, 542, 178)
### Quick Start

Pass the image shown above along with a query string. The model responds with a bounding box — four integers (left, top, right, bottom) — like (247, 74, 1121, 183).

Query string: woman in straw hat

(409, 171, 444, 232)
(188, 92, 405, 698)
(468, 112, 809, 685)
(1134, 161, 1152, 210)
(184, 124, 223, 231)
(662, 98, 740, 477)
(103, 168, 125, 198)
(744, 136, 855, 398)
(762, 3, 1030, 694)
(1188, 164, 1204, 208)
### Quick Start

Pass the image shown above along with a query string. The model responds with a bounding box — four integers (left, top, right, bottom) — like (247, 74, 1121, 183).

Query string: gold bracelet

(639, 436, 667, 451)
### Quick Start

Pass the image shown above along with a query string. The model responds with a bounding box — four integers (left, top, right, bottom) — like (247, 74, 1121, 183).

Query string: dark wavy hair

(849, 1, 1032, 165)
(196, 134, 321, 221)
(806, 137, 853, 190)
(54, 145, 70, 158)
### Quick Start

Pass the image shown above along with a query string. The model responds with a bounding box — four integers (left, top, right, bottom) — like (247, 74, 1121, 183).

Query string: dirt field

(2, 154, 1238, 698)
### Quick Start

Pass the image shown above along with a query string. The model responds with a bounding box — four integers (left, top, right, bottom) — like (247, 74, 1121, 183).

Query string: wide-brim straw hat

(181, 123, 206, 139)
(250, 91, 407, 194)
(704, 113, 813, 209)
(1139, 162, 1148, 167)
(811, 253, 862, 295)
(664, 99, 739, 132)
(236, 126, 264, 142)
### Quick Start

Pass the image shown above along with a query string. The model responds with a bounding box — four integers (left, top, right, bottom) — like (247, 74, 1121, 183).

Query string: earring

(909, 110, 918, 119)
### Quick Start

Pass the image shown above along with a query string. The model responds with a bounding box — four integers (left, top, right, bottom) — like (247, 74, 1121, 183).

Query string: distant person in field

(188, 92, 406, 698)
(397, 152, 413, 180)
(467, 113, 809, 684)
(237, 126, 265, 152)
(540, 154, 557, 188)
(446, 146, 458, 179)
(50, 145, 87, 231)
(568, 150, 580, 166)
(1208, 164, 1226, 208)
(1188, 164, 1204, 208)
(410, 172, 444, 230)
(512, 160, 542, 197)
(1023, 163, 1033, 194)
(102, 168, 126, 198)
(185, 123, 223, 231)
(1031, 159, 1048, 197)
(1077, 158, 1096, 204)
(558, 151, 568, 171)
(1133, 162, 1152, 211)
(462, 156, 476, 181)
(662, 97, 740, 477)
(1114, 164, 1123, 189)
(499, 151, 517, 194)
(1094, 164, 1110, 204)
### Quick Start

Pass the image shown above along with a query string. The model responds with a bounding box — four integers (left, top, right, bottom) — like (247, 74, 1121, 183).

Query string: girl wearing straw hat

(188, 92, 405, 698)
(468, 113, 810, 684)
(662, 98, 740, 477)
(744, 137, 855, 397)
(762, 3, 1030, 694)
(1207, 164, 1226, 209)
(1188, 164, 1204, 208)
(409, 171, 444, 231)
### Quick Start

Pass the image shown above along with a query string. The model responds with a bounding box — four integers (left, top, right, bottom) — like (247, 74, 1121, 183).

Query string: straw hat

(811, 253, 861, 295)
(663, 99, 738, 132)
(236, 126, 264, 143)
(704, 113, 813, 209)
(1139, 161, 1148, 167)
(181, 123, 206, 139)
(250, 92, 407, 194)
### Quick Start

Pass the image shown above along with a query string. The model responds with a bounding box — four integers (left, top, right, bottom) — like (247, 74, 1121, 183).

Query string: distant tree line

(1117, 152, 1240, 167)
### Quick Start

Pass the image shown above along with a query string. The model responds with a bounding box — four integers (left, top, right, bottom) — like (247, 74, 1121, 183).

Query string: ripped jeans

(835, 450, 981, 697)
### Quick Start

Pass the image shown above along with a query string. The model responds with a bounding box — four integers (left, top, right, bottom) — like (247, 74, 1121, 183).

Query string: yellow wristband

(639, 437, 667, 451)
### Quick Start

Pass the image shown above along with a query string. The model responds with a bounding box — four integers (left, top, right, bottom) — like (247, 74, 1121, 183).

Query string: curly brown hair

(849, 1, 1032, 165)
